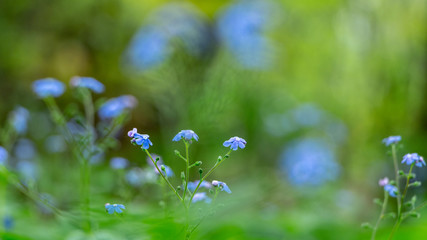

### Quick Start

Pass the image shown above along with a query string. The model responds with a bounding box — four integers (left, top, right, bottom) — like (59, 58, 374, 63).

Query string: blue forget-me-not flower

(0, 146, 8, 165)
(382, 136, 402, 146)
(98, 95, 137, 119)
(212, 180, 232, 193)
(105, 203, 125, 214)
(223, 136, 246, 151)
(173, 130, 199, 142)
(192, 192, 211, 203)
(402, 153, 425, 167)
(384, 184, 398, 198)
(32, 78, 66, 98)
(128, 128, 153, 149)
(70, 76, 105, 93)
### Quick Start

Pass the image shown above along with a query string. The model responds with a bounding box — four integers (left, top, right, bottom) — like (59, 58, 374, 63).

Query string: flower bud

(174, 150, 180, 156)
(155, 157, 160, 163)
(198, 168, 203, 174)
(217, 156, 222, 163)
(177, 186, 182, 191)
(195, 161, 202, 166)
(408, 173, 416, 179)
(409, 212, 421, 218)
(181, 171, 185, 180)
(224, 154, 229, 159)
(212, 180, 219, 187)
(161, 165, 166, 171)
(398, 170, 405, 176)
(409, 181, 421, 187)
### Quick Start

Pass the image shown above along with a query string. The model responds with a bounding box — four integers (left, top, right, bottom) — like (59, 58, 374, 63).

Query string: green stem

(391, 144, 401, 218)
(183, 141, 190, 201)
(371, 191, 389, 240)
(414, 201, 427, 211)
(188, 150, 232, 206)
(145, 149, 184, 203)
(402, 164, 414, 200)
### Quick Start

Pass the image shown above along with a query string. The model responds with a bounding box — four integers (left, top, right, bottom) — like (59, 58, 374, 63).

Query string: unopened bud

(155, 157, 160, 163)
(409, 181, 421, 187)
(398, 170, 405, 176)
(224, 154, 229, 159)
(177, 186, 182, 191)
(161, 165, 166, 171)
(409, 212, 421, 218)
(212, 180, 219, 187)
(181, 172, 185, 180)
(217, 156, 222, 163)
(408, 173, 416, 179)
(198, 168, 203, 174)
(174, 150, 180, 156)
(195, 161, 202, 166)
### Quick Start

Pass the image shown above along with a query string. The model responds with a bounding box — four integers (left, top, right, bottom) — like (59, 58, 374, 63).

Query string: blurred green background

(0, 0, 426, 239)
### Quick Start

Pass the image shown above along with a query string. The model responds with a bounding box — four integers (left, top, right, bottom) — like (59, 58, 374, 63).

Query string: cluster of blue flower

(32, 77, 137, 120)
(366, 136, 425, 240)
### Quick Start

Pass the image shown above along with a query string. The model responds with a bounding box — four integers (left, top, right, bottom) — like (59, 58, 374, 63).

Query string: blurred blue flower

(291, 104, 325, 127)
(212, 180, 232, 193)
(217, 0, 276, 69)
(44, 135, 67, 153)
(223, 136, 246, 151)
(0, 146, 8, 165)
(105, 203, 125, 214)
(32, 78, 65, 98)
(192, 192, 211, 203)
(125, 27, 170, 71)
(9, 106, 30, 134)
(124, 3, 211, 71)
(3, 216, 13, 231)
(384, 184, 398, 198)
(110, 157, 129, 170)
(382, 136, 401, 146)
(98, 95, 137, 119)
(38, 193, 55, 215)
(70, 76, 105, 93)
(172, 130, 199, 142)
(280, 138, 340, 187)
(187, 180, 212, 192)
(402, 153, 425, 167)
(17, 160, 37, 182)
(126, 167, 145, 187)
(14, 139, 36, 160)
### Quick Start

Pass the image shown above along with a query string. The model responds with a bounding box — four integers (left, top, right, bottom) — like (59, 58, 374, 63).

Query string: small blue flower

(172, 130, 199, 142)
(187, 180, 212, 192)
(128, 128, 138, 138)
(70, 76, 105, 93)
(128, 129, 153, 149)
(382, 136, 401, 146)
(9, 106, 29, 134)
(32, 78, 66, 98)
(0, 146, 8, 165)
(212, 180, 232, 194)
(192, 192, 211, 203)
(384, 184, 398, 198)
(98, 95, 137, 119)
(105, 203, 125, 214)
(378, 177, 389, 187)
(402, 153, 425, 167)
(223, 136, 246, 151)
(110, 157, 129, 169)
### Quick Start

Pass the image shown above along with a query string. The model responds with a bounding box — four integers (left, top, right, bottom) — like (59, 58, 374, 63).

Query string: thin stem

(371, 191, 389, 240)
(183, 141, 190, 201)
(414, 201, 427, 211)
(402, 164, 414, 200)
(82, 89, 94, 128)
(391, 144, 401, 218)
(188, 150, 232, 206)
(145, 149, 184, 203)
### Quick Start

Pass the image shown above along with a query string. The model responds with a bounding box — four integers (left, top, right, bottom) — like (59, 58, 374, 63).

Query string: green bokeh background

(0, 0, 426, 239)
